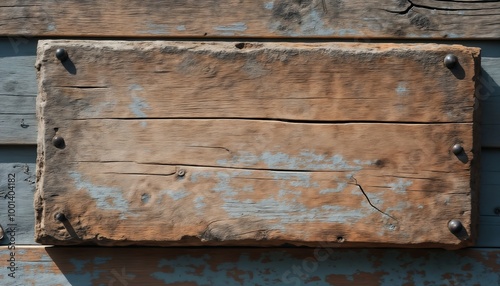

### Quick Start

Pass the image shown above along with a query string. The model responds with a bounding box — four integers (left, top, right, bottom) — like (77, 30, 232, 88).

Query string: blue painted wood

(1, 246, 500, 285)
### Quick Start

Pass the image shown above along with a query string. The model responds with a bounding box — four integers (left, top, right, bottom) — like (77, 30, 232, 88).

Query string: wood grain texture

(35, 40, 479, 123)
(1, 246, 500, 285)
(1, 0, 500, 39)
(35, 41, 480, 248)
(0, 40, 38, 144)
(0, 163, 36, 245)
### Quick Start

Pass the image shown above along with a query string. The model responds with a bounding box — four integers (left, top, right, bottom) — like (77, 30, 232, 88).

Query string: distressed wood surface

(35, 40, 479, 123)
(0, 39, 38, 144)
(1, 0, 500, 39)
(35, 41, 480, 248)
(1, 246, 500, 285)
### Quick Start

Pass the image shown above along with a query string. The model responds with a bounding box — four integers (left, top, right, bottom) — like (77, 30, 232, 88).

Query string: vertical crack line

(350, 177, 398, 221)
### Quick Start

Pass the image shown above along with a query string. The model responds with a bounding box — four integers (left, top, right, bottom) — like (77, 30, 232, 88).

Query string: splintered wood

(35, 41, 480, 248)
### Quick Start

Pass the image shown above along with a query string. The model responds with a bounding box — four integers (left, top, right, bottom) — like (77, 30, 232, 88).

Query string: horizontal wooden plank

(35, 40, 480, 247)
(35, 119, 477, 247)
(1, 246, 500, 285)
(1, 1, 500, 38)
(36, 40, 479, 123)
(0, 163, 36, 245)
(0, 39, 37, 145)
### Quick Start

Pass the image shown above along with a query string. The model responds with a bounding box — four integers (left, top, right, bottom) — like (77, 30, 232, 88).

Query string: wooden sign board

(35, 40, 480, 248)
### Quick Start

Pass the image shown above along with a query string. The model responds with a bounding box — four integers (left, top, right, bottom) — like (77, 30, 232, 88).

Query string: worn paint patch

(396, 82, 409, 96)
(128, 84, 150, 118)
(242, 59, 270, 79)
(176, 25, 186, 31)
(139, 22, 169, 35)
(388, 179, 413, 193)
(213, 22, 248, 36)
(70, 172, 130, 219)
(299, 10, 334, 36)
(93, 257, 112, 265)
(160, 189, 189, 201)
(222, 198, 365, 227)
(264, 1, 274, 10)
(194, 196, 205, 210)
(319, 182, 347, 194)
(218, 150, 373, 171)
(47, 23, 56, 31)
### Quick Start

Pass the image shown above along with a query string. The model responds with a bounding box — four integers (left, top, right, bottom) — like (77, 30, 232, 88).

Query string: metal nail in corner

(55, 48, 68, 62)
(451, 143, 464, 155)
(54, 213, 67, 222)
(52, 136, 65, 149)
(443, 54, 458, 69)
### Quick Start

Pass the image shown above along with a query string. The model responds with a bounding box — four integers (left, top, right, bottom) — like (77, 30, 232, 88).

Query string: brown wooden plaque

(36, 40, 480, 248)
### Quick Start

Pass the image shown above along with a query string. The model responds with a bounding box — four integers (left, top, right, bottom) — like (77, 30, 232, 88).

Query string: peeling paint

(388, 179, 413, 193)
(222, 197, 365, 226)
(396, 82, 409, 96)
(264, 1, 274, 10)
(213, 22, 248, 36)
(176, 25, 186, 31)
(128, 84, 151, 118)
(218, 150, 373, 171)
(70, 172, 130, 219)
(194, 196, 205, 210)
(160, 189, 189, 201)
(300, 10, 334, 36)
(141, 193, 151, 204)
(319, 182, 347, 194)
(139, 22, 169, 35)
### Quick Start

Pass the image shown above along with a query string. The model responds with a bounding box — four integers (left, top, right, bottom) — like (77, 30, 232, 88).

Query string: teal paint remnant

(93, 257, 112, 265)
(222, 198, 365, 226)
(396, 82, 409, 96)
(264, 1, 274, 10)
(139, 22, 169, 35)
(70, 172, 130, 219)
(214, 22, 248, 36)
(47, 23, 56, 31)
(128, 84, 150, 118)
(388, 179, 413, 193)
(176, 25, 186, 31)
(219, 150, 373, 171)
(160, 188, 189, 201)
(64, 258, 106, 286)
(194, 196, 205, 210)
(319, 182, 347, 194)
(299, 10, 334, 36)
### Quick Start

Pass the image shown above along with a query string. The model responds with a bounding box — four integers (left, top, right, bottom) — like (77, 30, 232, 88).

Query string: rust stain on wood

(35, 40, 480, 248)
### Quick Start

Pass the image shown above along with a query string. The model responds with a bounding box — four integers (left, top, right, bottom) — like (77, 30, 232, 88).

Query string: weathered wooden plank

(36, 40, 479, 123)
(1, 0, 500, 38)
(1, 246, 500, 285)
(0, 38, 38, 145)
(0, 163, 36, 245)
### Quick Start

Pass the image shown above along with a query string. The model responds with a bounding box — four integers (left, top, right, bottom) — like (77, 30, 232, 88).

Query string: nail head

(444, 54, 458, 68)
(177, 169, 186, 177)
(448, 219, 463, 235)
(52, 136, 65, 149)
(54, 213, 67, 222)
(452, 144, 464, 155)
(55, 48, 68, 61)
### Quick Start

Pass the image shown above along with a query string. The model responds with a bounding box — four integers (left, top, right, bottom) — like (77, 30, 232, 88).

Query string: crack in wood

(349, 177, 398, 221)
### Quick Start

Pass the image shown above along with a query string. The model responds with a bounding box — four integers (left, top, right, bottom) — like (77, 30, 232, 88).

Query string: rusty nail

(55, 48, 68, 61)
(177, 169, 186, 177)
(54, 213, 67, 222)
(443, 54, 458, 68)
(336, 236, 345, 243)
(494, 207, 500, 215)
(52, 136, 65, 149)
(452, 144, 464, 155)
(448, 219, 463, 235)
(0, 224, 4, 240)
